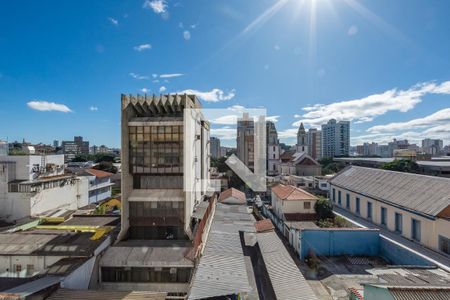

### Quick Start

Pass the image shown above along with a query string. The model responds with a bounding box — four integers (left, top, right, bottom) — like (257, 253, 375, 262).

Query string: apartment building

(422, 138, 444, 155)
(209, 136, 220, 159)
(0, 154, 88, 222)
(237, 113, 255, 171)
(330, 166, 450, 255)
(76, 168, 114, 203)
(99, 94, 210, 295)
(62, 136, 89, 162)
(307, 128, 321, 160)
(321, 119, 350, 158)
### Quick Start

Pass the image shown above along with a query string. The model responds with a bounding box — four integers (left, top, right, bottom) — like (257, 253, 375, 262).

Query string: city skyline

(1, 0, 450, 147)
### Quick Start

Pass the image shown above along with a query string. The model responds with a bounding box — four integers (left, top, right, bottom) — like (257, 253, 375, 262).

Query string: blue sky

(1, 0, 450, 147)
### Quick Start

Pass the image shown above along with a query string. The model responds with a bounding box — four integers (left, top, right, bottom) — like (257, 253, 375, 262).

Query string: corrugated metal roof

(47, 289, 166, 300)
(257, 231, 318, 300)
(188, 204, 256, 300)
(389, 287, 450, 300)
(330, 166, 450, 217)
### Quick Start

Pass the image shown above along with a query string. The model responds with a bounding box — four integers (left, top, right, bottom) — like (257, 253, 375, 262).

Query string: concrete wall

(62, 256, 96, 289)
(300, 229, 380, 259)
(379, 236, 433, 266)
(330, 184, 449, 253)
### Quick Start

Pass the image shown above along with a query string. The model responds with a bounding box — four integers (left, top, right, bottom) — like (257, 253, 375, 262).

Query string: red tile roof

(85, 168, 113, 178)
(254, 219, 275, 233)
(271, 184, 318, 201)
(218, 188, 246, 204)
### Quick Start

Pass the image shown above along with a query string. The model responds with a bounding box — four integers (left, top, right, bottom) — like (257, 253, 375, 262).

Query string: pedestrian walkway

(334, 206, 450, 272)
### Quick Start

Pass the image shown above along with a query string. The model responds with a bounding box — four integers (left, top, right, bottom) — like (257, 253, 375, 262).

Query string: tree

(314, 197, 334, 220)
(318, 157, 346, 175)
(94, 153, 116, 163)
(93, 161, 118, 173)
(381, 159, 419, 173)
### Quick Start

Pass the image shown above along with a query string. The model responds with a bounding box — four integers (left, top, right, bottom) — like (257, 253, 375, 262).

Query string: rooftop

(80, 168, 114, 178)
(218, 187, 246, 204)
(330, 166, 450, 217)
(271, 183, 318, 201)
(47, 289, 166, 300)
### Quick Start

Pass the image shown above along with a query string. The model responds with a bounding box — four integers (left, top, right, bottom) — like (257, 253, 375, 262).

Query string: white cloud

(140, 88, 150, 93)
(368, 108, 450, 133)
(159, 73, 184, 78)
(278, 128, 298, 139)
(108, 17, 118, 26)
(293, 81, 450, 128)
(178, 88, 235, 102)
(152, 74, 158, 78)
(134, 44, 152, 51)
(183, 30, 191, 40)
(210, 126, 237, 140)
(129, 72, 149, 80)
(348, 25, 358, 36)
(143, 0, 167, 14)
(27, 101, 72, 113)
(159, 86, 166, 93)
(274, 44, 280, 51)
(266, 115, 280, 122)
(89, 106, 98, 111)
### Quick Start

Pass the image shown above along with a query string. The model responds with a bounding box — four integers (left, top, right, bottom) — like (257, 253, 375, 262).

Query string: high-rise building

(210, 137, 221, 159)
(0, 140, 7, 156)
(53, 140, 59, 148)
(99, 94, 210, 294)
(237, 113, 255, 171)
(296, 123, 308, 152)
(307, 128, 322, 159)
(62, 136, 89, 162)
(321, 119, 350, 158)
(422, 138, 443, 155)
(266, 121, 280, 176)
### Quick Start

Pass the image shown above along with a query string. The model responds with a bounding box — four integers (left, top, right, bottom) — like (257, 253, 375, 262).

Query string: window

(367, 202, 372, 220)
(304, 202, 311, 209)
(14, 264, 22, 273)
(395, 213, 402, 233)
(346, 194, 350, 209)
(381, 207, 387, 226)
(439, 235, 450, 255)
(411, 218, 421, 242)
(332, 188, 336, 202)
(355, 198, 360, 214)
(26, 264, 34, 276)
(101, 267, 192, 283)
(338, 190, 342, 205)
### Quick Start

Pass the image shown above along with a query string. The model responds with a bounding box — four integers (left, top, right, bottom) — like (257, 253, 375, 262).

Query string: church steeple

(296, 122, 307, 152)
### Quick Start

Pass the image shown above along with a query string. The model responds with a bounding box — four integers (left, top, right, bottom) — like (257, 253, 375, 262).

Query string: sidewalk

(333, 206, 450, 272)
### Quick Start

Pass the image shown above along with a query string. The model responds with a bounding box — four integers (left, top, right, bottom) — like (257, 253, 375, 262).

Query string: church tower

(296, 122, 308, 152)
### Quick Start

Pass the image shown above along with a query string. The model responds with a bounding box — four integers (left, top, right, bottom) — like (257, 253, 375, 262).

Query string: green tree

(93, 161, 118, 173)
(314, 197, 334, 220)
(94, 153, 116, 163)
(381, 159, 419, 173)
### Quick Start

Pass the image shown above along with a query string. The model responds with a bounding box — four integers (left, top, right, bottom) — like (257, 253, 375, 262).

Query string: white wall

(0, 255, 63, 277)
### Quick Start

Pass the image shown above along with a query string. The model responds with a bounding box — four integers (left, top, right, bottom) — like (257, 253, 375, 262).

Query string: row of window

(332, 188, 422, 242)
(101, 267, 192, 283)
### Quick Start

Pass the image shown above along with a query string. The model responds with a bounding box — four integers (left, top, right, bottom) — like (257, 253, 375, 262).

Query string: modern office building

(296, 122, 308, 153)
(53, 140, 59, 149)
(266, 121, 280, 176)
(321, 119, 350, 158)
(62, 136, 89, 162)
(210, 136, 221, 159)
(0, 154, 88, 222)
(330, 166, 450, 255)
(236, 113, 255, 171)
(307, 128, 321, 159)
(99, 94, 210, 295)
(422, 138, 444, 155)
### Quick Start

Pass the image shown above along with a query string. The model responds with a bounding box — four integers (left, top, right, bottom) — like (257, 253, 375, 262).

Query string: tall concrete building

(321, 119, 350, 158)
(296, 122, 308, 152)
(307, 128, 322, 160)
(237, 113, 255, 171)
(210, 136, 221, 159)
(62, 136, 89, 162)
(266, 121, 280, 176)
(99, 94, 210, 294)
(422, 138, 443, 155)
(0, 140, 7, 156)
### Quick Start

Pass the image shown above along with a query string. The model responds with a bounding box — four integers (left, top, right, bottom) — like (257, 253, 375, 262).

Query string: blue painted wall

(379, 237, 433, 266)
(301, 229, 380, 259)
